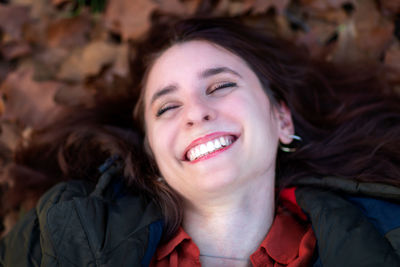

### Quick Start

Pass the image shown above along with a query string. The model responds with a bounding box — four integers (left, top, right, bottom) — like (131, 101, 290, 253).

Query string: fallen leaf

(352, 0, 394, 58)
(112, 42, 130, 77)
(0, 4, 31, 41)
(300, 0, 355, 11)
(104, 0, 158, 40)
(0, 61, 10, 83)
(156, 0, 187, 15)
(182, 0, 203, 15)
(250, 0, 290, 15)
(0, 41, 31, 60)
(384, 41, 400, 84)
(0, 96, 4, 116)
(51, 0, 71, 6)
(46, 14, 92, 48)
(306, 7, 348, 24)
(0, 121, 22, 152)
(329, 20, 363, 62)
(213, 0, 253, 16)
(328, 0, 395, 62)
(1, 66, 62, 128)
(229, 1, 252, 16)
(156, 0, 202, 16)
(32, 47, 69, 81)
(57, 40, 119, 82)
(54, 84, 95, 107)
(380, 0, 400, 15)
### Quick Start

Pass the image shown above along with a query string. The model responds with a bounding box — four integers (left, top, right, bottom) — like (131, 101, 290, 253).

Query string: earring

(156, 176, 166, 183)
(280, 134, 302, 153)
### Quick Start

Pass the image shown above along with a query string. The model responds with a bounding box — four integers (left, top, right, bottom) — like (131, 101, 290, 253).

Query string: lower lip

(187, 141, 236, 164)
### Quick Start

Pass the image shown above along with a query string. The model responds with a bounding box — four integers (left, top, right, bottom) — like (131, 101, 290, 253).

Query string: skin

(144, 40, 294, 266)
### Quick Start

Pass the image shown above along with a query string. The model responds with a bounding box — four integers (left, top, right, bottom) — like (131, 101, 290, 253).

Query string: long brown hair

(2, 17, 400, 241)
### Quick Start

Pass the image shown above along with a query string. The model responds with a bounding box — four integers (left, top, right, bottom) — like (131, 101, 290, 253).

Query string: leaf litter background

(0, 0, 400, 236)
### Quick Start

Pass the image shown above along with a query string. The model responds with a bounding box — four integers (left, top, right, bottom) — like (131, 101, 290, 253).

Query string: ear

(275, 102, 294, 144)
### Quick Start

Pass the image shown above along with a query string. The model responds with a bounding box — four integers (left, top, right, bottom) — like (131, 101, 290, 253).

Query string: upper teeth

(187, 136, 234, 161)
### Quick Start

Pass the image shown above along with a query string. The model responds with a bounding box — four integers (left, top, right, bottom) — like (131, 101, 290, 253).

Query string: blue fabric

(111, 178, 125, 199)
(98, 155, 120, 173)
(141, 220, 164, 267)
(347, 196, 400, 235)
(312, 257, 323, 267)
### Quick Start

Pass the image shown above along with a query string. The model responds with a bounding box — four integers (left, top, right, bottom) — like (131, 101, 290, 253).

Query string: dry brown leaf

(54, 84, 95, 107)
(352, 0, 394, 59)
(329, 20, 363, 62)
(380, 0, 400, 14)
(156, 0, 187, 15)
(104, 0, 158, 40)
(57, 41, 119, 82)
(0, 66, 62, 128)
(182, 0, 203, 15)
(384, 42, 400, 84)
(229, 1, 252, 16)
(250, 0, 290, 15)
(296, 21, 337, 59)
(329, 0, 395, 62)
(51, 0, 71, 6)
(32, 47, 69, 81)
(156, 0, 202, 16)
(306, 8, 348, 24)
(300, 0, 355, 11)
(112, 42, 130, 77)
(0, 121, 22, 152)
(213, 0, 254, 16)
(46, 15, 92, 48)
(0, 41, 31, 60)
(0, 97, 4, 116)
(0, 4, 31, 41)
(0, 61, 9, 84)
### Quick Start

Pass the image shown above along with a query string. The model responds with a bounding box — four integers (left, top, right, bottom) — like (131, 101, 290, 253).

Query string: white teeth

(190, 150, 196, 161)
(206, 141, 215, 151)
(219, 137, 227, 146)
(195, 147, 201, 158)
(200, 144, 207, 154)
(186, 135, 235, 161)
(214, 139, 221, 149)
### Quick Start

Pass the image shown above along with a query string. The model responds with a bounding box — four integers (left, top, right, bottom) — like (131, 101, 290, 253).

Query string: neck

(182, 174, 275, 262)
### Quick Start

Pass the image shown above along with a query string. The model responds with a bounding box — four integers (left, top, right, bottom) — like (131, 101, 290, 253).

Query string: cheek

(147, 120, 180, 162)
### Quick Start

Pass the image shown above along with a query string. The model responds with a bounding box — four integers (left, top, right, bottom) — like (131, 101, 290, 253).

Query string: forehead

(144, 40, 249, 101)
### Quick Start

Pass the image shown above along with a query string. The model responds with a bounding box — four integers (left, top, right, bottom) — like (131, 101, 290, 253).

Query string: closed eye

(207, 82, 237, 95)
(156, 104, 180, 117)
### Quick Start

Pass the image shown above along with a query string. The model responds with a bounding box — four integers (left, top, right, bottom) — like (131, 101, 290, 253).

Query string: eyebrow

(149, 66, 242, 105)
(199, 66, 242, 79)
(150, 84, 177, 105)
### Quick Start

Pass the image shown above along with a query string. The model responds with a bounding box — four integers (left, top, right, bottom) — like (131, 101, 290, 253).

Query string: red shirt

(150, 188, 316, 267)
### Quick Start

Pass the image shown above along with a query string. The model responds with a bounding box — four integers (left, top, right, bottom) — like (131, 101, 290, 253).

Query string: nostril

(204, 115, 210, 121)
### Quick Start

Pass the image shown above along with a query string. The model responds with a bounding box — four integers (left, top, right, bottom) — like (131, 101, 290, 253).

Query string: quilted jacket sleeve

(0, 181, 90, 267)
(0, 208, 42, 267)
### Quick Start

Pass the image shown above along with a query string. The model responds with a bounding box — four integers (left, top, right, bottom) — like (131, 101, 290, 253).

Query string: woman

(1, 17, 400, 267)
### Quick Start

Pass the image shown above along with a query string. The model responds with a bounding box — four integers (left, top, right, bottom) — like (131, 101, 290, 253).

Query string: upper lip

(182, 131, 239, 161)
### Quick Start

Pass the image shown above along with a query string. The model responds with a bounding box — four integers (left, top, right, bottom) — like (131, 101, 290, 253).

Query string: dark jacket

(1, 162, 400, 266)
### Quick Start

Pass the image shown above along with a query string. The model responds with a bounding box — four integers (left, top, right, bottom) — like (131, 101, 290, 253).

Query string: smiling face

(143, 40, 293, 201)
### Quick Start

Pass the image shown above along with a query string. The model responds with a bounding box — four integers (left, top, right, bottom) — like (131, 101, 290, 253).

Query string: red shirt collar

(152, 187, 316, 266)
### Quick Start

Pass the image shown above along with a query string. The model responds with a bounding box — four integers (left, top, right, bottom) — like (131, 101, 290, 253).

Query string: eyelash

(207, 82, 237, 94)
(156, 105, 180, 117)
(156, 82, 237, 117)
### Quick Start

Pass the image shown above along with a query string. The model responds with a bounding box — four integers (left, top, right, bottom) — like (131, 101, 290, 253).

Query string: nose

(184, 99, 216, 127)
